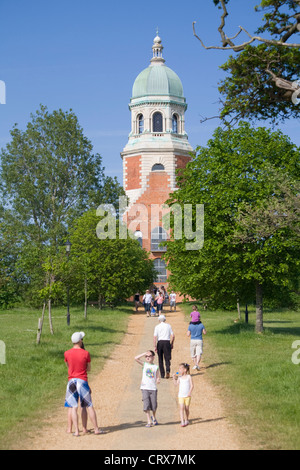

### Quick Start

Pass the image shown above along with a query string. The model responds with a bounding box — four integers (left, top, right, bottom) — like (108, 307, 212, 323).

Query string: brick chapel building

(121, 34, 193, 291)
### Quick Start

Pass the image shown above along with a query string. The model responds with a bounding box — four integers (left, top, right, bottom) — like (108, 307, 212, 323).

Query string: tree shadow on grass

(214, 321, 300, 337)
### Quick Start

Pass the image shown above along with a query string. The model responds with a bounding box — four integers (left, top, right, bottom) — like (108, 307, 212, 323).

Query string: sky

(0, 0, 299, 184)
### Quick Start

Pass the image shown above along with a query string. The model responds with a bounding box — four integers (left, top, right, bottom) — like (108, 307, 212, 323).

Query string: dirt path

(20, 308, 244, 450)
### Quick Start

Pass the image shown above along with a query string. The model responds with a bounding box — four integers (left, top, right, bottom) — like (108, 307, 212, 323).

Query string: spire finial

(151, 31, 165, 65)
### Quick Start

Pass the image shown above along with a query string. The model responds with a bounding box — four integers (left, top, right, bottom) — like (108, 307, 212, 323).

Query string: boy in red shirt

(64, 331, 102, 436)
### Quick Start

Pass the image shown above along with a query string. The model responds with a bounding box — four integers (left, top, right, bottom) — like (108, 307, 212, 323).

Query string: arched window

(153, 112, 163, 133)
(134, 230, 143, 248)
(151, 226, 167, 252)
(172, 114, 178, 133)
(154, 258, 167, 283)
(152, 163, 165, 171)
(138, 114, 144, 134)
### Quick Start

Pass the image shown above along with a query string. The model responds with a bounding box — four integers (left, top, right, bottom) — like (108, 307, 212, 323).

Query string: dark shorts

(141, 389, 158, 412)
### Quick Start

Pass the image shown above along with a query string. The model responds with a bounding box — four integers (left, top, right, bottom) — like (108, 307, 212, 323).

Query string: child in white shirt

(173, 363, 194, 427)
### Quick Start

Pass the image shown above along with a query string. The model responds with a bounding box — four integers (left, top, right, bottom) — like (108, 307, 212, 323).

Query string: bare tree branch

(193, 21, 300, 51)
(193, 0, 300, 52)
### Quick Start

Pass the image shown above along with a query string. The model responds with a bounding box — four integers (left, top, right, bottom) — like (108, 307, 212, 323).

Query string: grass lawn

(0, 304, 132, 450)
(181, 303, 300, 450)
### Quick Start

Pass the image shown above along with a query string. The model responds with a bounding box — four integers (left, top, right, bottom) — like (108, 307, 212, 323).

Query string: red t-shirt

(64, 348, 91, 382)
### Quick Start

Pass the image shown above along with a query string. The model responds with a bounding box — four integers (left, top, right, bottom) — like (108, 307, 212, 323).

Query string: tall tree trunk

(98, 293, 103, 310)
(36, 301, 46, 344)
(48, 298, 54, 335)
(255, 282, 264, 333)
(84, 276, 88, 320)
(237, 298, 241, 320)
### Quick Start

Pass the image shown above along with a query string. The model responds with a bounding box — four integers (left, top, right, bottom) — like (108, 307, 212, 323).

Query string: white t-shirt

(178, 375, 192, 398)
(154, 322, 174, 342)
(143, 293, 152, 304)
(140, 362, 159, 391)
(170, 293, 176, 302)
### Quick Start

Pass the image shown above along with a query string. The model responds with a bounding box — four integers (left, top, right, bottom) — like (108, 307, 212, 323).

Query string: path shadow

(100, 416, 227, 434)
(205, 362, 232, 369)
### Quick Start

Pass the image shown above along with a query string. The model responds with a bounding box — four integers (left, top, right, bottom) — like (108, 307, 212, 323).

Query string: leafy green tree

(165, 122, 300, 332)
(64, 210, 156, 312)
(0, 105, 124, 304)
(193, 0, 300, 124)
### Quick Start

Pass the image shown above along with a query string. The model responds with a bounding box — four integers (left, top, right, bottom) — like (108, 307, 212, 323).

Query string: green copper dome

(132, 64, 184, 99)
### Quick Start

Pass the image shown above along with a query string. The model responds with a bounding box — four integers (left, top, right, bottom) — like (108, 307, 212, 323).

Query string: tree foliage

(165, 122, 300, 332)
(194, 0, 300, 124)
(0, 106, 125, 306)
(60, 210, 156, 309)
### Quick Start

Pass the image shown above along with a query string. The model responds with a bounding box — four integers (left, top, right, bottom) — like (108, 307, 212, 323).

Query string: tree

(0, 105, 124, 304)
(193, 0, 300, 124)
(65, 210, 156, 311)
(165, 122, 300, 332)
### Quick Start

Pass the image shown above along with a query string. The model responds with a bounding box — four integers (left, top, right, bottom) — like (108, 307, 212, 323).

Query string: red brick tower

(121, 34, 193, 290)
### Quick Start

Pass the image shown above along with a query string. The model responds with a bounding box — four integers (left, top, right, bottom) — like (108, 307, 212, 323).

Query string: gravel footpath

(19, 307, 244, 450)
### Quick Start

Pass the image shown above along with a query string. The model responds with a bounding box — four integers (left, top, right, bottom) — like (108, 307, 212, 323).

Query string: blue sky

(0, 0, 299, 183)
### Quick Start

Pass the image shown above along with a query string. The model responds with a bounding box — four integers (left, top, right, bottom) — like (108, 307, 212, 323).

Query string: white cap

(158, 315, 166, 322)
(71, 331, 85, 344)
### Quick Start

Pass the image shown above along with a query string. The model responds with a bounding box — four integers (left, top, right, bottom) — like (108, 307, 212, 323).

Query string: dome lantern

(131, 33, 185, 100)
(151, 30, 165, 65)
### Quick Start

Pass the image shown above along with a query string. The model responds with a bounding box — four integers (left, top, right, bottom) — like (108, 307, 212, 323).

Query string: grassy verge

(0, 304, 132, 450)
(180, 303, 300, 450)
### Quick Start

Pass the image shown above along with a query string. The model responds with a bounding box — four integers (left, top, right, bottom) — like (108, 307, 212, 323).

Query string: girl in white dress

(173, 363, 194, 427)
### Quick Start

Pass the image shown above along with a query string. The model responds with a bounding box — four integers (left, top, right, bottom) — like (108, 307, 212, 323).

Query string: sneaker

(192, 365, 197, 370)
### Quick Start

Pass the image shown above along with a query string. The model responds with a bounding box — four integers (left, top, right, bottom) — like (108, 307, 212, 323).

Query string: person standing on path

(153, 315, 175, 379)
(173, 363, 194, 427)
(64, 331, 102, 436)
(187, 321, 206, 371)
(135, 350, 160, 427)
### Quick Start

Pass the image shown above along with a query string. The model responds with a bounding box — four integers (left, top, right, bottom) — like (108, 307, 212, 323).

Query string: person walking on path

(143, 290, 153, 317)
(153, 315, 175, 379)
(187, 320, 206, 371)
(156, 292, 164, 315)
(134, 292, 140, 312)
(64, 331, 102, 436)
(135, 350, 160, 427)
(169, 291, 177, 312)
(173, 363, 194, 427)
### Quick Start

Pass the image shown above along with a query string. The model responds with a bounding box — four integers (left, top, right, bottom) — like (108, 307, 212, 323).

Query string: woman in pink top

(156, 293, 164, 314)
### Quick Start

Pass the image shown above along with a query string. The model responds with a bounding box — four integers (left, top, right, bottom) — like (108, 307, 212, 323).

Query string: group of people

(135, 304, 206, 428)
(63, 304, 206, 435)
(135, 288, 177, 317)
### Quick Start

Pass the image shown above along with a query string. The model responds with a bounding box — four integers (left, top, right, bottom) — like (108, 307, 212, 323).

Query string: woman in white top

(143, 290, 153, 317)
(173, 363, 194, 427)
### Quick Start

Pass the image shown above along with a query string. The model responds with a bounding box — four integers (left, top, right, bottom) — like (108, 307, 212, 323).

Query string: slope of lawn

(0, 304, 132, 450)
(181, 303, 300, 450)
